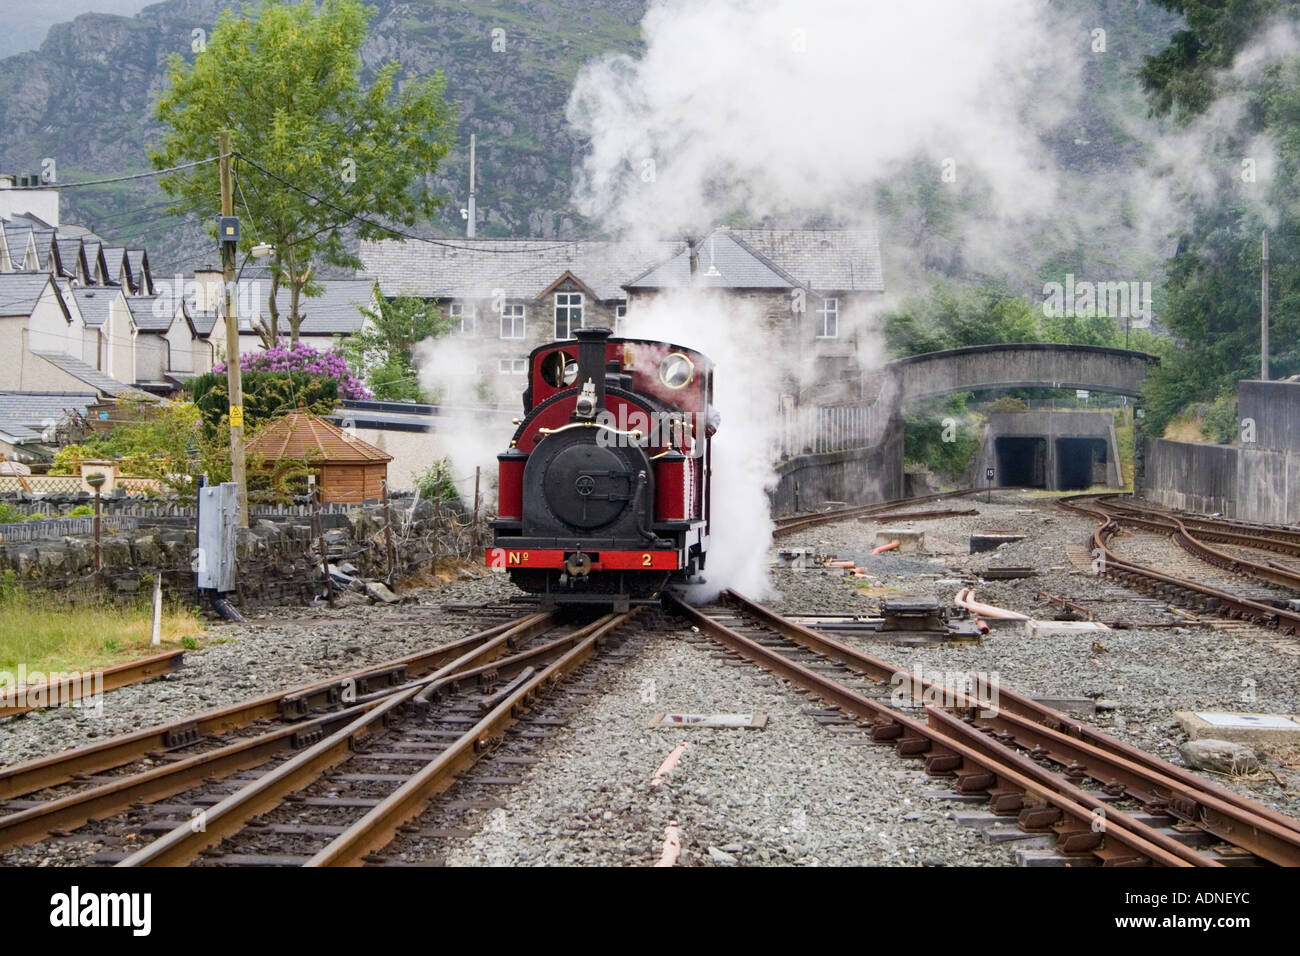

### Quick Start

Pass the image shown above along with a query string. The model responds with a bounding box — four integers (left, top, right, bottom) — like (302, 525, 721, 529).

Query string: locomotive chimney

(572, 327, 611, 419)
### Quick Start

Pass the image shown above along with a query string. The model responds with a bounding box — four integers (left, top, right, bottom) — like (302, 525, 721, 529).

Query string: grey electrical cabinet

(196, 482, 238, 592)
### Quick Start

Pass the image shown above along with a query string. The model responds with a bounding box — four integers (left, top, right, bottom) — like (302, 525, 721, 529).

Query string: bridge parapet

(887, 343, 1159, 404)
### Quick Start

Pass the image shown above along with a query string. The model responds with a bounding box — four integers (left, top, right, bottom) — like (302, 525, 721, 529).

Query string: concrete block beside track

(1174, 711, 1300, 751)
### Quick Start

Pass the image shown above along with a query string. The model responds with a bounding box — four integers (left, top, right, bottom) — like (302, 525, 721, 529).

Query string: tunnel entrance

(994, 437, 1047, 488)
(1055, 437, 1109, 490)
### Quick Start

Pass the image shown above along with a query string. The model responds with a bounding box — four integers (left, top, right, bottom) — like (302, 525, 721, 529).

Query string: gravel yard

(0, 569, 518, 768)
(4, 489, 1299, 866)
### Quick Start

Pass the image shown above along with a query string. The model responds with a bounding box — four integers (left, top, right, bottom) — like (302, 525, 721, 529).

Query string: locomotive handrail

(536, 422, 643, 441)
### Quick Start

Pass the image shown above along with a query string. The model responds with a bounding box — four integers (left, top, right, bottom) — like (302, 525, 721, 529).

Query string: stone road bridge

(885, 343, 1159, 404)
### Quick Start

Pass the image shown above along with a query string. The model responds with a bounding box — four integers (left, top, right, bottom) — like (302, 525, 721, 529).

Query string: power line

(235, 153, 590, 255)
(5, 157, 222, 191)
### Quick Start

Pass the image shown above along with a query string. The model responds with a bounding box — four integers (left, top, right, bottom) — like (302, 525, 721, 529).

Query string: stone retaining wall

(0, 498, 475, 609)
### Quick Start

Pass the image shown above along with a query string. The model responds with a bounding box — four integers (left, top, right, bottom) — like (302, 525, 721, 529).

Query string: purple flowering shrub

(215, 342, 371, 399)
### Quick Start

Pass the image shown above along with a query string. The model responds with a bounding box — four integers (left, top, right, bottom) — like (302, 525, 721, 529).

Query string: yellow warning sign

(229, 405, 243, 428)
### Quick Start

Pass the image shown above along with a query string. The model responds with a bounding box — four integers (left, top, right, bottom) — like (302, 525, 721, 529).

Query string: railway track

(772, 488, 990, 538)
(0, 611, 604, 859)
(1060, 495, 1300, 635)
(111, 611, 639, 867)
(1087, 496, 1300, 591)
(669, 590, 1300, 866)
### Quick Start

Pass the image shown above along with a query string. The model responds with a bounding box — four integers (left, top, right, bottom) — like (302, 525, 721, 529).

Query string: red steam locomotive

(488, 328, 714, 608)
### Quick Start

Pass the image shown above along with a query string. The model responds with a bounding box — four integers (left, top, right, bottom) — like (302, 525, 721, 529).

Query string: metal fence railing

(775, 404, 881, 458)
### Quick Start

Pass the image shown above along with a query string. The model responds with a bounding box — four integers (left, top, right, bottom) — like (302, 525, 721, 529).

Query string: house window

(498, 358, 527, 374)
(615, 304, 628, 335)
(816, 297, 838, 338)
(555, 292, 583, 339)
(449, 301, 475, 334)
(500, 304, 525, 339)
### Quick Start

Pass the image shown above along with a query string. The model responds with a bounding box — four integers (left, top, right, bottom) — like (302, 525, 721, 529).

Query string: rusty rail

(0, 650, 185, 719)
(674, 590, 1300, 865)
(117, 611, 578, 867)
(772, 489, 989, 538)
(306, 610, 638, 866)
(1058, 495, 1300, 636)
(669, 593, 1198, 866)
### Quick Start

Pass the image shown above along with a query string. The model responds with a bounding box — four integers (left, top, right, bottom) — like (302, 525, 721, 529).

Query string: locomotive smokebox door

(546, 444, 634, 528)
(522, 428, 653, 540)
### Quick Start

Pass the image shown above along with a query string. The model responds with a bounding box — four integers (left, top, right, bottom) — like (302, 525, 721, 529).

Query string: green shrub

(413, 459, 460, 505)
(0, 504, 35, 524)
(1203, 392, 1239, 445)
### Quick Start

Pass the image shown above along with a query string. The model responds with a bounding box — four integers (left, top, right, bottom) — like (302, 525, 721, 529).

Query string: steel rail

(669, 594, 1194, 867)
(957, 689, 1300, 864)
(307, 610, 639, 866)
(1059, 497, 1300, 634)
(720, 590, 1299, 862)
(117, 612, 575, 867)
(0, 704, 381, 851)
(0, 613, 551, 801)
(979, 677, 1300, 839)
(1080, 497, 1300, 590)
(1101, 496, 1300, 551)
(772, 488, 989, 538)
(0, 650, 185, 719)
(0, 614, 558, 854)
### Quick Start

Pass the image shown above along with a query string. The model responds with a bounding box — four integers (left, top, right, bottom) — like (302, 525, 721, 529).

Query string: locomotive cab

(489, 328, 714, 608)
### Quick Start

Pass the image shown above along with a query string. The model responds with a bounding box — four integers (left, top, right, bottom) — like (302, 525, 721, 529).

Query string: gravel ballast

(5, 490, 1299, 865)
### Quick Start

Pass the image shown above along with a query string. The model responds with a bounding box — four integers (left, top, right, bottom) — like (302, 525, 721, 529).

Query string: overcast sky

(0, 1, 156, 59)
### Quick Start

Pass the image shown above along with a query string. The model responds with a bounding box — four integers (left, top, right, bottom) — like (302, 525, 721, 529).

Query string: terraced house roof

(359, 238, 684, 302)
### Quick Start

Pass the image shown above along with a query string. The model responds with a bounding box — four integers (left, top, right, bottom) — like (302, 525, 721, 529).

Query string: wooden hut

(247, 412, 392, 503)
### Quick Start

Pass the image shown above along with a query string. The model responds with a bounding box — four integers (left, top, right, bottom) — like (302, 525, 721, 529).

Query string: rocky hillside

(0, 0, 646, 272)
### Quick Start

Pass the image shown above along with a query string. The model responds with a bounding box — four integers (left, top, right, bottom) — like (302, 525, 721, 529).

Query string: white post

(151, 573, 162, 645)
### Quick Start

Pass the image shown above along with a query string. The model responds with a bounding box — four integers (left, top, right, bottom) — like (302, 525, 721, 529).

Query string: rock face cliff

(0, 0, 646, 272)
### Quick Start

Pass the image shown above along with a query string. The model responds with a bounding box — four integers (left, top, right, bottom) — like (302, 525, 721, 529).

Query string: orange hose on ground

(649, 742, 688, 789)
(655, 823, 682, 867)
(871, 541, 899, 554)
(956, 588, 1029, 621)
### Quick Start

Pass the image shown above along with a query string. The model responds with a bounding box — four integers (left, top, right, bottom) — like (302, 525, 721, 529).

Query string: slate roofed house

(246, 411, 392, 503)
(0, 390, 98, 463)
(0, 178, 217, 401)
(624, 227, 885, 400)
(187, 269, 374, 358)
(358, 237, 682, 388)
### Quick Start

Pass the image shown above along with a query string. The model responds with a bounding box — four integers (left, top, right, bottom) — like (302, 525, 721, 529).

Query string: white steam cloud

(567, 0, 1077, 240)
(617, 292, 780, 601)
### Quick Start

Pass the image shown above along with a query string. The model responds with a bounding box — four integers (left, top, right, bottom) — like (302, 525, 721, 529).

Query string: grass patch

(0, 575, 205, 676)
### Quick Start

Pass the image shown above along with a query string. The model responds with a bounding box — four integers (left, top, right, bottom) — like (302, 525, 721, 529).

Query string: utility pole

(1261, 229, 1270, 381)
(219, 131, 249, 527)
(467, 134, 477, 239)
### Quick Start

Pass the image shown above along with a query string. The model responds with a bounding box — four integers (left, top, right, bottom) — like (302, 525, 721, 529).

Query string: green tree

(1139, 0, 1287, 120)
(885, 282, 1041, 357)
(345, 284, 453, 400)
(1135, 6, 1300, 434)
(50, 404, 231, 496)
(151, 0, 456, 345)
